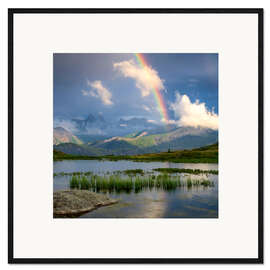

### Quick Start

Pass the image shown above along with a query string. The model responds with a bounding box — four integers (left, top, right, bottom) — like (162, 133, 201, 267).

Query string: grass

(70, 175, 80, 189)
(122, 169, 145, 175)
(55, 167, 218, 177)
(54, 171, 93, 177)
(69, 174, 214, 193)
(69, 175, 91, 190)
(152, 168, 218, 175)
(54, 142, 218, 164)
(129, 143, 218, 163)
(80, 176, 91, 190)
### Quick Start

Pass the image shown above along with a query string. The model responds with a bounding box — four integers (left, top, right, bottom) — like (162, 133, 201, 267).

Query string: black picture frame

(8, 8, 264, 264)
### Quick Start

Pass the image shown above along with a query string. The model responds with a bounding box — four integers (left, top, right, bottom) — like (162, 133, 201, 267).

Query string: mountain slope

(54, 126, 218, 156)
(54, 143, 106, 156)
(53, 127, 82, 145)
(95, 126, 218, 151)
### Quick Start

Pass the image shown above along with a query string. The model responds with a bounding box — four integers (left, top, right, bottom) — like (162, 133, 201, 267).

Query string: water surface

(54, 160, 218, 218)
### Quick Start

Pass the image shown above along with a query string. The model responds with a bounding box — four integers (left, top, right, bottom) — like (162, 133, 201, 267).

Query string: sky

(54, 53, 218, 129)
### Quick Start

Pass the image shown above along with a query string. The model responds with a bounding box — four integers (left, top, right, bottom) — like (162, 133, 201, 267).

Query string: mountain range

(71, 113, 160, 138)
(54, 113, 218, 156)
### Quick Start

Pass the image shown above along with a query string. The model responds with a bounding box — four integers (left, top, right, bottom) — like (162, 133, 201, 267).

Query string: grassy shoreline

(54, 143, 218, 164)
(54, 167, 218, 177)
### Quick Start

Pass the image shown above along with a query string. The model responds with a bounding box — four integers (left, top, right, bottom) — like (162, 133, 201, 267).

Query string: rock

(53, 190, 118, 218)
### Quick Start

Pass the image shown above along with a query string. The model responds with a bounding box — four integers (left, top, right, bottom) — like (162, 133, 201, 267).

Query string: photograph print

(53, 53, 218, 218)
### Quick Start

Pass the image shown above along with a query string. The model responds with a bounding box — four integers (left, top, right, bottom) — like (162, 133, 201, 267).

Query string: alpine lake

(54, 159, 218, 218)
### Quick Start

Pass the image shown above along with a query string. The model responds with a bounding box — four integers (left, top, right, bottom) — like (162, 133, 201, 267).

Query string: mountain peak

(54, 126, 68, 132)
(86, 113, 96, 122)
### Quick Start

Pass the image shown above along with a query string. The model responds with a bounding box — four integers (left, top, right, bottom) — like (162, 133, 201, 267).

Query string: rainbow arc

(134, 53, 169, 123)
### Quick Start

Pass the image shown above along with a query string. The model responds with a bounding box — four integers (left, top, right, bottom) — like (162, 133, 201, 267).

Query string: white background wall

(0, 0, 268, 269)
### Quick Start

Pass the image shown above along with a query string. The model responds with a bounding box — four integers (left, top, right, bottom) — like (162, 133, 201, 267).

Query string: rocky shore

(53, 190, 118, 218)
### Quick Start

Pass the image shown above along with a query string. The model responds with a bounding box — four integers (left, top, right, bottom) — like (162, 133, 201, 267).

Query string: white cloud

(170, 93, 218, 130)
(161, 118, 176, 125)
(113, 59, 164, 97)
(147, 119, 157, 123)
(142, 105, 151, 112)
(81, 89, 89, 96)
(82, 80, 113, 105)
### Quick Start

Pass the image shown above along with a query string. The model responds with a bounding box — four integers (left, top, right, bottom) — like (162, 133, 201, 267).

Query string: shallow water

(54, 160, 217, 175)
(54, 160, 218, 218)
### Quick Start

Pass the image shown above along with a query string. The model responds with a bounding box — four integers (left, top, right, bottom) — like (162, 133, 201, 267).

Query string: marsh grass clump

(54, 171, 94, 177)
(148, 177, 155, 190)
(69, 175, 90, 190)
(123, 169, 144, 176)
(72, 172, 82, 176)
(134, 176, 150, 193)
(69, 173, 215, 193)
(153, 168, 218, 175)
(115, 177, 133, 193)
(186, 177, 193, 189)
(201, 179, 214, 187)
(80, 176, 90, 190)
(70, 175, 80, 189)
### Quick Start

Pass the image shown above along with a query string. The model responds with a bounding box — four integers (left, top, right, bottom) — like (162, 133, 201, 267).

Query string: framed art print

(8, 9, 263, 263)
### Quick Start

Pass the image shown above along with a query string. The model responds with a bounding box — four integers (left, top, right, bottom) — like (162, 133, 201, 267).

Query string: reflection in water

(80, 190, 168, 218)
(54, 160, 218, 218)
(79, 180, 218, 218)
(129, 190, 168, 218)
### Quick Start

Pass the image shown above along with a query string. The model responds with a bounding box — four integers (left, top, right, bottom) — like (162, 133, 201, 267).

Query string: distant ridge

(54, 127, 217, 156)
(53, 127, 82, 145)
(54, 113, 218, 156)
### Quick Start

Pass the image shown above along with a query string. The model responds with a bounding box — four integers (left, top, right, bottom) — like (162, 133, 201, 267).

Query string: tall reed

(69, 174, 214, 193)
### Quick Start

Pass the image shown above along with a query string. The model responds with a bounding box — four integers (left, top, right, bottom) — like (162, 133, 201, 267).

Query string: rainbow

(134, 53, 169, 123)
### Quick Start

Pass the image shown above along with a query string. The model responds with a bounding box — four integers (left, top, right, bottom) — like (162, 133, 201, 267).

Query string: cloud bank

(82, 80, 113, 105)
(170, 93, 218, 130)
(113, 59, 165, 97)
(53, 118, 78, 133)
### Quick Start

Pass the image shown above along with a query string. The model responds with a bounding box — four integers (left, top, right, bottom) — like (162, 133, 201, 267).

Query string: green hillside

(96, 127, 217, 152)
(121, 142, 218, 163)
(54, 142, 218, 163)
